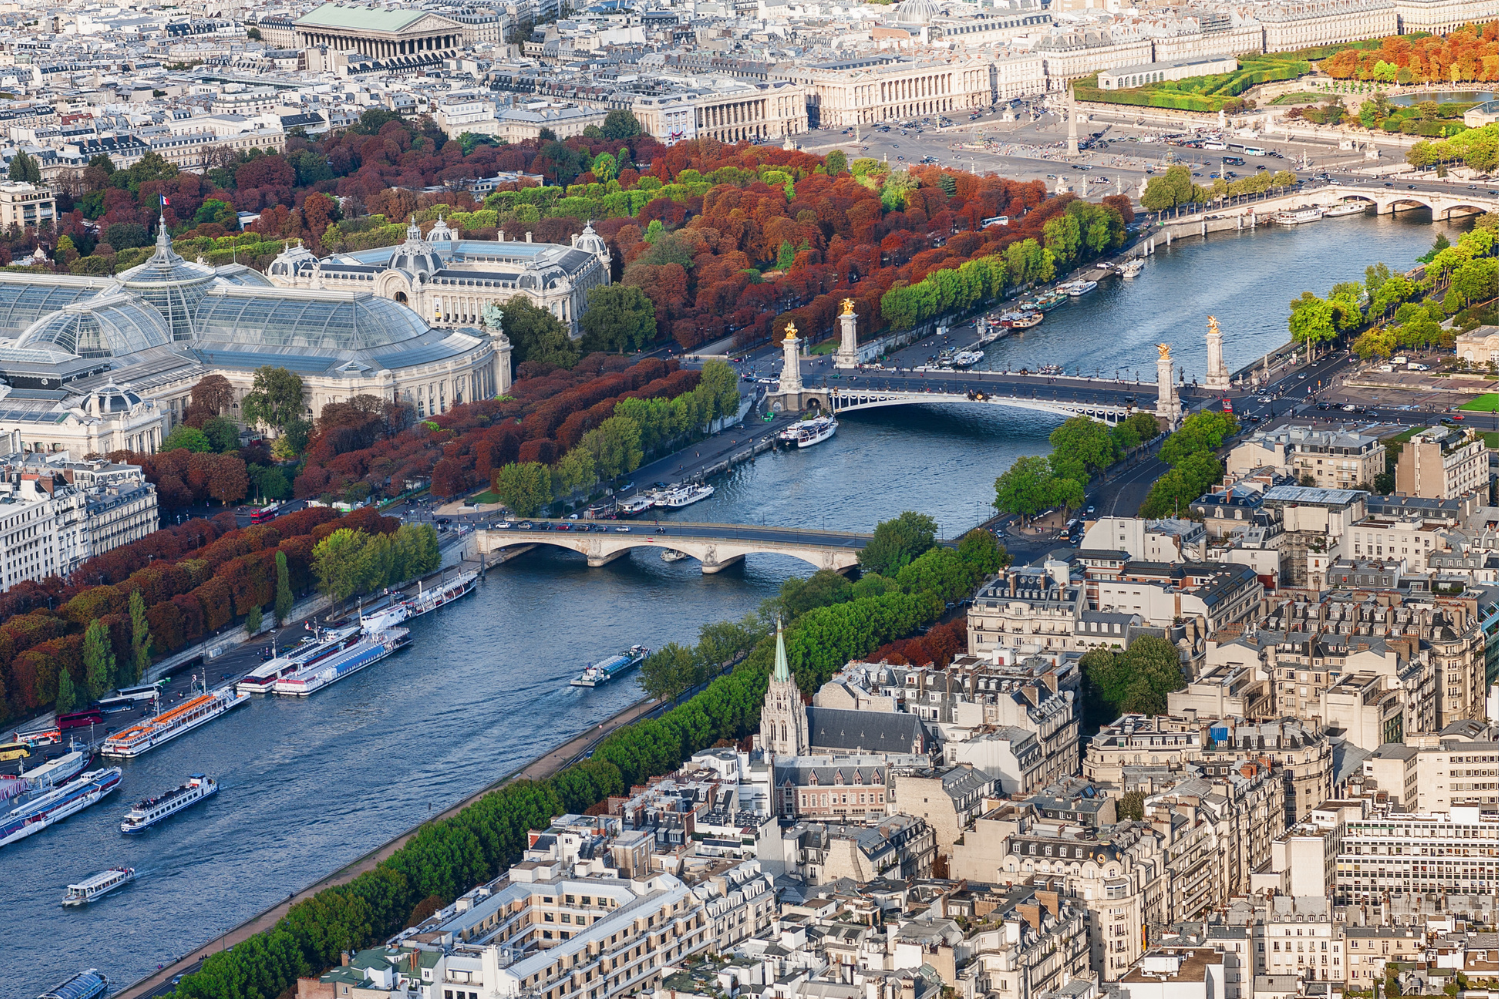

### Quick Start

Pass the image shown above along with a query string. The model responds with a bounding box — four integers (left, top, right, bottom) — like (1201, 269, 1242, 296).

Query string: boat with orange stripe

(100, 682, 248, 760)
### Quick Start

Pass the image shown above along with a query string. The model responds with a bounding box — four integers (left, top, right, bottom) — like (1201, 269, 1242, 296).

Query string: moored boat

(236, 625, 362, 694)
(1273, 208, 1323, 225)
(1059, 279, 1098, 297)
(101, 686, 248, 758)
(656, 483, 715, 507)
(1120, 258, 1145, 278)
(616, 495, 655, 517)
(661, 549, 689, 562)
(1, 768, 122, 848)
(272, 626, 411, 697)
(999, 311, 1042, 329)
(16, 751, 90, 799)
(779, 414, 838, 448)
(1030, 289, 1069, 310)
(120, 774, 217, 834)
(1322, 201, 1367, 218)
(951, 350, 984, 368)
(62, 867, 135, 906)
(570, 646, 651, 687)
(36, 968, 109, 999)
(402, 568, 478, 618)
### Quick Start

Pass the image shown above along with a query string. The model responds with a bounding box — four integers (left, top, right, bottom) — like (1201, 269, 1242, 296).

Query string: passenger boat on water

(1120, 258, 1145, 278)
(120, 774, 216, 834)
(656, 483, 715, 507)
(1321, 202, 1367, 218)
(36, 968, 110, 999)
(616, 496, 655, 517)
(1273, 208, 1323, 225)
(1022, 289, 1069, 311)
(402, 568, 478, 618)
(1059, 279, 1098, 297)
(570, 646, 651, 687)
(778, 414, 838, 448)
(236, 625, 361, 694)
(999, 311, 1042, 329)
(62, 867, 135, 906)
(660, 549, 689, 562)
(1, 768, 122, 848)
(101, 684, 247, 759)
(273, 606, 411, 697)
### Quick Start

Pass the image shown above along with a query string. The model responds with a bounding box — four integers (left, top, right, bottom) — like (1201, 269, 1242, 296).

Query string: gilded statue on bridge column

(1156, 343, 1172, 360)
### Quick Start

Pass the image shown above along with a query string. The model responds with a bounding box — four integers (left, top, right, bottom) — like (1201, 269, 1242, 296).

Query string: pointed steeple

(773, 616, 790, 683)
(154, 212, 171, 255)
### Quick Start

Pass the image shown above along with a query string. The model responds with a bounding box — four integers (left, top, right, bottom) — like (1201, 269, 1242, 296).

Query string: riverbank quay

(112, 689, 664, 999)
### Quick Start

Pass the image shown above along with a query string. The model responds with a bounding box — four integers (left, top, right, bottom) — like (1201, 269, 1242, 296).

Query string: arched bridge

(474, 521, 868, 574)
(1236, 183, 1499, 222)
(812, 369, 1195, 423)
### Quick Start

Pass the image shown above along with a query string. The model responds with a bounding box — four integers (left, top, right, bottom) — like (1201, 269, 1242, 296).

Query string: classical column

(1156, 343, 1181, 426)
(780, 322, 803, 394)
(834, 298, 859, 369)
(1204, 315, 1231, 392)
(1066, 84, 1079, 157)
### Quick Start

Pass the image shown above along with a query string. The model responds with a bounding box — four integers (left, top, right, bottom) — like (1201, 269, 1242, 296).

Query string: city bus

(981, 216, 1010, 228)
(251, 502, 281, 524)
(0, 741, 30, 762)
(1203, 140, 1228, 151)
(1241, 146, 1266, 156)
(57, 708, 104, 732)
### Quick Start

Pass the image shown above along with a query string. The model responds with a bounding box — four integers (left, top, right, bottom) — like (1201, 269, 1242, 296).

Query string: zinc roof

(295, 3, 432, 32)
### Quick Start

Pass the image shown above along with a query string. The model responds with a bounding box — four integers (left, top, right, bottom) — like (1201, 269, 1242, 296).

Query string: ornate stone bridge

(474, 521, 867, 574)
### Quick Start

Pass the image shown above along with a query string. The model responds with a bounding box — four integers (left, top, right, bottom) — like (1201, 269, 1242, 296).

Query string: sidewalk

(114, 691, 666, 999)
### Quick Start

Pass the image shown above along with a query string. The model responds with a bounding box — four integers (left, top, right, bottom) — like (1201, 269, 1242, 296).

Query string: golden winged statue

(840, 298, 856, 316)
(1156, 343, 1172, 360)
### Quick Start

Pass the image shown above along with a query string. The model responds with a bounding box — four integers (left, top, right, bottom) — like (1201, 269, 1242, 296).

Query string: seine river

(4, 208, 1464, 998)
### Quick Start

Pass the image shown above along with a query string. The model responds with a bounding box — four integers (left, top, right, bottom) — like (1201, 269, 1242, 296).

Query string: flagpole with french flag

(160, 193, 171, 211)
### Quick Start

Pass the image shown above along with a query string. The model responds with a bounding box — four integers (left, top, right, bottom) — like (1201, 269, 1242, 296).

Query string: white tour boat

(656, 484, 715, 508)
(779, 414, 838, 448)
(1274, 208, 1323, 225)
(402, 568, 478, 618)
(272, 611, 411, 697)
(1321, 202, 1368, 218)
(62, 867, 135, 906)
(236, 625, 361, 694)
(1120, 258, 1145, 278)
(660, 549, 689, 562)
(120, 774, 217, 834)
(0, 768, 121, 848)
(100, 685, 248, 759)
(1059, 279, 1099, 297)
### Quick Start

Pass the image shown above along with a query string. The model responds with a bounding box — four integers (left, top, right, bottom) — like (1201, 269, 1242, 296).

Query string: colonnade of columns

(696, 98, 771, 142)
(297, 30, 460, 59)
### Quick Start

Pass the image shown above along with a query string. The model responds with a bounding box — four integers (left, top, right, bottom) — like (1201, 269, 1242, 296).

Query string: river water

(5, 209, 1461, 998)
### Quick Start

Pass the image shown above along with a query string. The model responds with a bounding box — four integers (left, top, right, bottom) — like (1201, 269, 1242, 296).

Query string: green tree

(1140, 165, 1201, 211)
(84, 619, 115, 702)
(245, 603, 262, 635)
(1079, 634, 1185, 727)
(581, 415, 643, 481)
(994, 455, 1057, 523)
(202, 415, 241, 453)
(162, 425, 212, 453)
(501, 297, 579, 371)
(129, 588, 152, 682)
(241, 366, 306, 433)
(858, 511, 938, 575)
(8, 150, 40, 184)
(1159, 410, 1239, 465)
(590, 152, 617, 183)
(1118, 789, 1146, 821)
(825, 150, 848, 176)
(194, 198, 238, 228)
(579, 285, 657, 353)
(1049, 416, 1117, 484)
(313, 528, 372, 603)
(1288, 293, 1339, 356)
(274, 550, 293, 626)
(697, 359, 740, 421)
(554, 447, 597, 497)
(638, 642, 699, 701)
(492, 462, 553, 517)
(55, 667, 76, 714)
(601, 109, 642, 140)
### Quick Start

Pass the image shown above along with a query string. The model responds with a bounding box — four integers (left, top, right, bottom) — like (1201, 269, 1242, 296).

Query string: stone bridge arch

(475, 529, 863, 574)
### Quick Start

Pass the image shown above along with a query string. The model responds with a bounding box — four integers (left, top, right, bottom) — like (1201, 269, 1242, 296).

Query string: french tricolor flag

(160, 194, 171, 207)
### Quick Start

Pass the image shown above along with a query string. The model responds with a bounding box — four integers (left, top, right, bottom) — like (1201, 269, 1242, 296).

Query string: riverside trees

(993, 413, 1160, 523)
(1138, 410, 1238, 518)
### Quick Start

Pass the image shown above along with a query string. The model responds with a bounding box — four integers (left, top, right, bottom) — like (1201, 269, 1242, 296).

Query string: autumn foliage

(0, 505, 400, 722)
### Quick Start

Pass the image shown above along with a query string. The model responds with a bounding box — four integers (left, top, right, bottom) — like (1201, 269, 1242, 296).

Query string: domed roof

(896, 0, 939, 24)
(15, 292, 173, 359)
(193, 287, 433, 353)
(116, 216, 217, 340)
(388, 217, 444, 277)
(427, 215, 455, 243)
(571, 221, 608, 260)
(92, 377, 144, 413)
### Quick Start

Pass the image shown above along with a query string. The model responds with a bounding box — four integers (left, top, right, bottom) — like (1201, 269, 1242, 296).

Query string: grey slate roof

(806, 707, 926, 755)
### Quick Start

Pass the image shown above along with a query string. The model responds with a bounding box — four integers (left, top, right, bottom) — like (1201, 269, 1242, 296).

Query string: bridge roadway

(474, 519, 872, 573)
(811, 367, 1203, 421)
(1165, 180, 1499, 225)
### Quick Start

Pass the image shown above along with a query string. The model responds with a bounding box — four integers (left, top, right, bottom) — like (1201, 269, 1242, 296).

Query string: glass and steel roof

(0, 274, 121, 338)
(116, 220, 219, 341)
(16, 293, 173, 358)
(192, 287, 433, 354)
(212, 264, 276, 288)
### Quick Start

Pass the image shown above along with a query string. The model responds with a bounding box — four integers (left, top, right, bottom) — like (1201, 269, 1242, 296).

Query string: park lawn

(1458, 393, 1499, 411)
(471, 490, 500, 504)
(1387, 426, 1425, 443)
(1484, 432, 1499, 449)
(1270, 92, 1324, 105)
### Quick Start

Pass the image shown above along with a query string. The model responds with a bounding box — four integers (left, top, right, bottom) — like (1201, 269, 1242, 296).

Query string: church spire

(154, 212, 171, 254)
(773, 616, 790, 683)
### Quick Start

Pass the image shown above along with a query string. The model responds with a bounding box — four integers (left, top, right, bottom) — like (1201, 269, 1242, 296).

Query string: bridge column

(1156, 343, 1181, 428)
(779, 321, 803, 394)
(585, 540, 630, 567)
(834, 298, 860, 369)
(1204, 316, 1230, 393)
(700, 546, 745, 574)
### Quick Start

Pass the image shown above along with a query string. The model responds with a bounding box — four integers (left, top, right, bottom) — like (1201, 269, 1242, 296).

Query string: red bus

(58, 708, 104, 731)
(251, 502, 281, 524)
